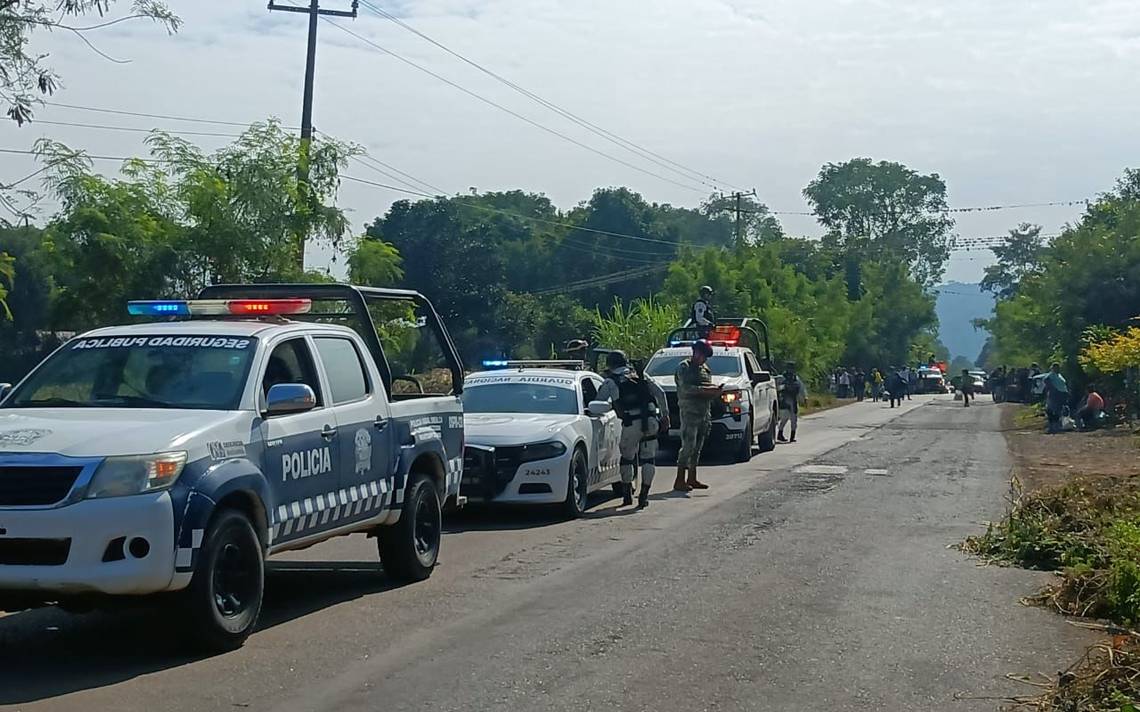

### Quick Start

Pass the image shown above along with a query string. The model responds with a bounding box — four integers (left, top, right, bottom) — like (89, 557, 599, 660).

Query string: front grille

(0, 538, 72, 566)
(461, 446, 524, 499)
(0, 466, 83, 506)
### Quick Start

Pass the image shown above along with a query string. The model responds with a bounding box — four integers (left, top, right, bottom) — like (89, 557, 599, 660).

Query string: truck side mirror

(265, 383, 317, 416)
(586, 400, 613, 417)
(0, 383, 11, 402)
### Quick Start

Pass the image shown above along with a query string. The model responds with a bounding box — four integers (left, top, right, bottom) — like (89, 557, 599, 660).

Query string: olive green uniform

(675, 358, 713, 467)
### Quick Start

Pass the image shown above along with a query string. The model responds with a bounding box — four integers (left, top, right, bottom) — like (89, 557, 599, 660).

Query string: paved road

(0, 395, 1093, 711)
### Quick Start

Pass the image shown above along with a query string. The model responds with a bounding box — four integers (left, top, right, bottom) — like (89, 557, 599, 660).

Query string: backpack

(614, 373, 652, 425)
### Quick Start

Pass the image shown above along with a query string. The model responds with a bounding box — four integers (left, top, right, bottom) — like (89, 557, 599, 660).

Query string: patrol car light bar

(481, 359, 585, 371)
(669, 325, 742, 347)
(127, 299, 313, 317)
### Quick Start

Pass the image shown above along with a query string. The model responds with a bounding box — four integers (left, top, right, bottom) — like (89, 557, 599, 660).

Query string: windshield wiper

(14, 397, 92, 408)
(92, 395, 175, 408)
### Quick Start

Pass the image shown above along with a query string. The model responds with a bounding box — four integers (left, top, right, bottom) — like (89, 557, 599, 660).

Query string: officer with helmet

(691, 286, 715, 334)
(674, 339, 723, 492)
(598, 350, 668, 509)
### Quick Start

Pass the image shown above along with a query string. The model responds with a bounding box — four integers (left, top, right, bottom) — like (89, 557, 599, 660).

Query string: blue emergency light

(482, 360, 510, 368)
(127, 300, 192, 316)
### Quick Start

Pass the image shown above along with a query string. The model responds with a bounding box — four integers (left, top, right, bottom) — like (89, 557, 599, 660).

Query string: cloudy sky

(3, 0, 1138, 284)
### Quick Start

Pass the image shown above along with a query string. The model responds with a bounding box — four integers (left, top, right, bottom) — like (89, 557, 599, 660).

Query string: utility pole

(726, 189, 757, 247)
(268, 0, 359, 270)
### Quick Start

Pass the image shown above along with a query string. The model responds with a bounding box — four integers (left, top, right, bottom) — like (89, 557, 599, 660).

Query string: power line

(530, 264, 669, 296)
(357, 0, 742, 193)
(27, 119, 243, 139)
(318, 16, 710, 195)
(42, 101, 299, 130)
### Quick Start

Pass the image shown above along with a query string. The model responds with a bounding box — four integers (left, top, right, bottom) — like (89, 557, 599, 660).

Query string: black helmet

(699, 285, 713, 298)
(692, 339, 713, 357)
(606, 350, 629, 370)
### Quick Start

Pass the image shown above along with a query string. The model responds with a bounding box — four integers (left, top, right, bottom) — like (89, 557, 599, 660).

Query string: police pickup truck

(0, 284, 464, 650)
(645, 320, 778, 462)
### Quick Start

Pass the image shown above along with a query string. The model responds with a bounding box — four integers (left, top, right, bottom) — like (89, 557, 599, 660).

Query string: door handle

(321, 424, 338, 440)
(374, 415, 389, 431)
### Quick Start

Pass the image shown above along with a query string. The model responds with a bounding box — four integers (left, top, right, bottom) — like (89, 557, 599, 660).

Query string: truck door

(745, 352, 772, 430)
(260, 337, 341, 543)
(312, 335, 394, 526)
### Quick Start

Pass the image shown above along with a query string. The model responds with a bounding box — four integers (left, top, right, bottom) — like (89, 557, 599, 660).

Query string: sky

(3, 0, 1139, 284)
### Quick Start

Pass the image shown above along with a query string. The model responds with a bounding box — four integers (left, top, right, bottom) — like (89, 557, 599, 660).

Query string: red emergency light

(707, 325, 741, 346)
(226, 299, 311, 316)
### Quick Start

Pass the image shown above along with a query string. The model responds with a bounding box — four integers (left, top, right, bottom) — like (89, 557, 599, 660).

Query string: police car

(460, 361, 621, 517)
(646, 320, 778, 462)
(0, 284, 464, 650)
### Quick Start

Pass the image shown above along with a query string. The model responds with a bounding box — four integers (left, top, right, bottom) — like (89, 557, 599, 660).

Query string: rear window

(5, 335, 257, 410)
(315, 337, 370, 404)
(645, 355, 743, 378)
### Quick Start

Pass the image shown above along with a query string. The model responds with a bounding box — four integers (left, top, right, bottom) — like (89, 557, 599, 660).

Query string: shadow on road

(0, 560, 407, 705)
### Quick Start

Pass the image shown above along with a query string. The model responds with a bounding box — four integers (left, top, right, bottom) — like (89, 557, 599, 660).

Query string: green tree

(804, 158, 954, 287)
(1, 1, 180, 125)
(0, 250, 13, 318)
(701, 193, 783, 245)
(347, 238, 403, 287)
(980, 223, 1046, 298)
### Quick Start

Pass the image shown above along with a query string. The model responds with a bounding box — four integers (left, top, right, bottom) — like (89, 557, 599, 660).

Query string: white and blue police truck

(461, 361, 621, 518)
(0, 284, 465, 650)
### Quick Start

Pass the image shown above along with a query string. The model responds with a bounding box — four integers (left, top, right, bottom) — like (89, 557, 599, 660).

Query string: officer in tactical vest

(598, 351, 669, 509)
(674, 339, 723, 492)
(690, 286, 715, 334)
(777, 362, 807, 443)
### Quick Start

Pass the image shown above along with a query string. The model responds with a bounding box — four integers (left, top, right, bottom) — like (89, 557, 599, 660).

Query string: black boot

(637, 484, 650, 509)
(622, 482, 634, 507)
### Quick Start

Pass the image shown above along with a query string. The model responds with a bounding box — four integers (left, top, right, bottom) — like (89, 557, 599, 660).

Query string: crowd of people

(986, 362, 1108, 434)
(829, 366, 920, 407)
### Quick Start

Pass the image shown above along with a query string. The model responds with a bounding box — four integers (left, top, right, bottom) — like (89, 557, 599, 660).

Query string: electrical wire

(41, 101, 301, 129)
(317, 15, 711, 195)
(357, 0, 742, 193)
(28, 118, 243, 139)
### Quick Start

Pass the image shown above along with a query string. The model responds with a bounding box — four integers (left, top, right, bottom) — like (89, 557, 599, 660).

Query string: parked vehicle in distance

(0, 284, 464, 651)
(917, 367, 950, 394)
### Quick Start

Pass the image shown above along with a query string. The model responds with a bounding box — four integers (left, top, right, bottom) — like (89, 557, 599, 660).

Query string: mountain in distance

(934, 282, 995, 363)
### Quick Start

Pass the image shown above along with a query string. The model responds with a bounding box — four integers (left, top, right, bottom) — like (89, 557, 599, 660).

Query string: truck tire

(563, 448, 589, 519)
(735, 417, 754, 462)
(757, 407, 777, 453)
(181, 508, 264, 652)
(378, 472, 441, 583)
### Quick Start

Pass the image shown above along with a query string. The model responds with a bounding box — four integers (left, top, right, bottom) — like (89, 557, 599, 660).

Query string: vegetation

(0, 0, 180, 126)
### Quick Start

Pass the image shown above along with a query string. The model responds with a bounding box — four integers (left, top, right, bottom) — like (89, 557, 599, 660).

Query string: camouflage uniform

(675, 358, 713, 467)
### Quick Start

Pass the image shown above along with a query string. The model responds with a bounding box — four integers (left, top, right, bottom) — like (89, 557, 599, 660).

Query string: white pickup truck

(646, 319, 779, 462)
(0, 284, 465, 650)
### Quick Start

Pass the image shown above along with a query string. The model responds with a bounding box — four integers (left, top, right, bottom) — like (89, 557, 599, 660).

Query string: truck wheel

(378, 472, 441, 582)
(735, 417, 754, 462)
(757, 408, 777, 453)
(563, 448, 589, 519)
(182, 508, 264, 651)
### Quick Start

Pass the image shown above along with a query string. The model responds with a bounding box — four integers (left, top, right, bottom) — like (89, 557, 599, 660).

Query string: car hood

(650, 375, 735, 391)
(464, 412, 578, 446)
(0, 409, 250, 458)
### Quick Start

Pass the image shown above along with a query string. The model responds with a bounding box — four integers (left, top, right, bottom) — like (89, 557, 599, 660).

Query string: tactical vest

(781, 376, 800, 404)
(613, 374, 653, 426)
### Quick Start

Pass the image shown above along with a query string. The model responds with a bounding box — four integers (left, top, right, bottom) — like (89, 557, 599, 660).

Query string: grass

(962, 469, 1140, 710)
(800, 393, 841, 416)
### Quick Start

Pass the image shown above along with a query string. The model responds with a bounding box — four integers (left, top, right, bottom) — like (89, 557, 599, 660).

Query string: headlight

(518, 441, 567, 463)
(87, 452, 187, 498)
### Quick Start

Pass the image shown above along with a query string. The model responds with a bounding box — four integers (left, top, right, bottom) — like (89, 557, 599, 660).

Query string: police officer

(690, 286, 715, 332)
(674, 339, 722, 492)
(598, 351, 668, 509)
(777, 361, 807, 443)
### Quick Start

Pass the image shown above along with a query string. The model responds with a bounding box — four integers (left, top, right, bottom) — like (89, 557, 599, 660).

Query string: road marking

(795, 465, 848, 475)
(864, 468, 889, 476)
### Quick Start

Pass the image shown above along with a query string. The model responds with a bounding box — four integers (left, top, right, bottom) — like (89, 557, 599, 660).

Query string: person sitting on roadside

(1076, 384, 1106, 431)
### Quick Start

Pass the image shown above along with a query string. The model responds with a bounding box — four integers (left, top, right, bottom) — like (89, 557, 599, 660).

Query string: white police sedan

(460, 364, 621, 517)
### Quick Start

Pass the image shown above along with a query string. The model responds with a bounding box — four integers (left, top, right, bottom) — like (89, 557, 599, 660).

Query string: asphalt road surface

(0, 395, 1094, 711)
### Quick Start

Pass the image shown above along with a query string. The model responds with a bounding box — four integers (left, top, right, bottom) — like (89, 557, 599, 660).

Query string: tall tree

(0, 1, 180, 125)
(980, 223, 1046, 298)
(0, 250, 12, 318)
(701, 193, 784, 245)
(803, 158, 954, 287)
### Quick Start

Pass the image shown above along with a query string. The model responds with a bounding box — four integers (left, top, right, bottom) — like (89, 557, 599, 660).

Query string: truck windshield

(5, 335, 258, 410)
(645, 355, 742, 378)
(462, 384, 578, 415)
